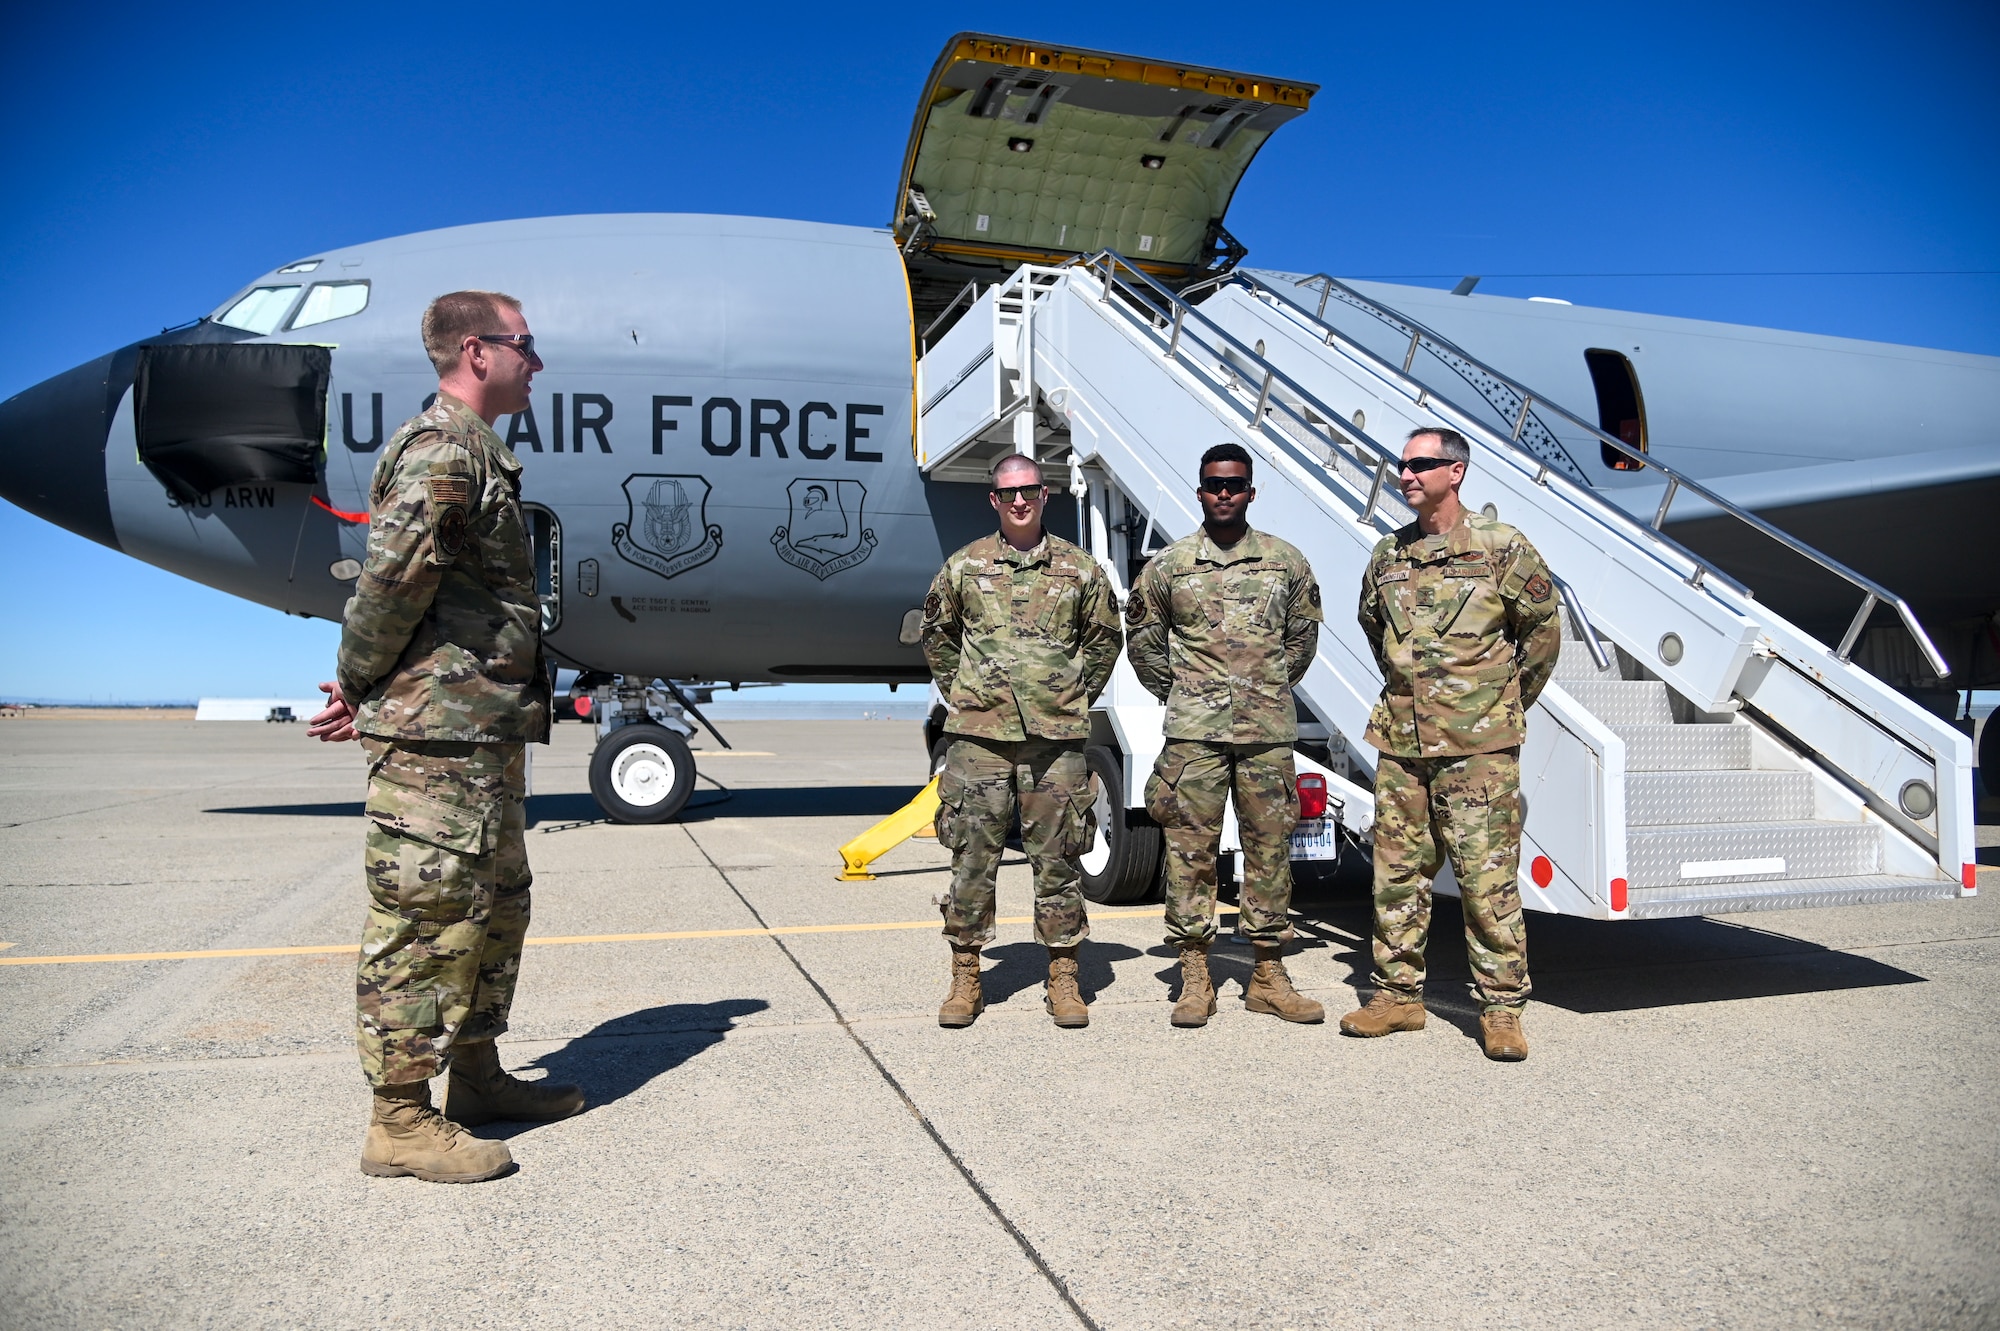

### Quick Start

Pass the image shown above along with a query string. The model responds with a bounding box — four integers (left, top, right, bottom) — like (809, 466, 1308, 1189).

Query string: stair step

(1614, 724, 1752, 771)
(1565, 679, 1674, 726)
(1626, 770, 1814, 826)
(1627, 820, 1881, 889)
(1624, 874, 1958, 919)
(1554, 637, 1620, 681)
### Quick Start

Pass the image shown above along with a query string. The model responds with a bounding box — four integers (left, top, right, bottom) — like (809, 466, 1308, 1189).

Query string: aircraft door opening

(1584, 348, 1648, 470)
(525, 503, 561, 633)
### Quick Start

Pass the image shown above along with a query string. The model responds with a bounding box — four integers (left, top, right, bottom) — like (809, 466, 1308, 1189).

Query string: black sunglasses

(475, 333, 540, 361)
(1399, 455, 1457, 475)
(1197, 475, 1251, 495)
(991, 484, 1046, 502)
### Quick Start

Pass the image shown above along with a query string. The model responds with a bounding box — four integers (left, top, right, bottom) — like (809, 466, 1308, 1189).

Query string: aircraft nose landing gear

(584, 677, 699, 823)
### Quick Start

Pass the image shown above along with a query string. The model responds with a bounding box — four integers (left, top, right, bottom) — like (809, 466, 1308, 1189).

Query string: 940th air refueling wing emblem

(612, 474, 724, 581)
(771, 478, 876, 581)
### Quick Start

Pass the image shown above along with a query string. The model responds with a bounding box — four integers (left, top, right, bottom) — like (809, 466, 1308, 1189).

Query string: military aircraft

(1, 33, 1994, 911)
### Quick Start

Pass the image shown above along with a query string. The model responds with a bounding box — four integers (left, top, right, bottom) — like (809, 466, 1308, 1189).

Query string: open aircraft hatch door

(895, 34, 1315, 330)
(135, 343, 329, 503)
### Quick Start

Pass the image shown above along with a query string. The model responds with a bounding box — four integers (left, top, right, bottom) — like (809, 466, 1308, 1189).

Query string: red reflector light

(1610, 877, 1629, 912)
(1296, 773, 1328, 820)
(1965, 863, 1980, 893)
(1530, 855, 1553, 888)
(574, 697, 592, 718)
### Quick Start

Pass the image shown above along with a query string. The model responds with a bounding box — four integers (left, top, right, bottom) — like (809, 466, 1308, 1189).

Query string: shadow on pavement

(679, 784, 925, 822)
(491, 998, 770, 1134)
(207, 801, 361, 817)
(983, 939, 1145, 1004)
(1282, 894, 1927, 1019)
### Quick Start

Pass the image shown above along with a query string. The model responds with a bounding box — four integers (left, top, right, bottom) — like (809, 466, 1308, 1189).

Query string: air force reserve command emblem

(612, 474, 724, 581)
(772, 478, 876, 580)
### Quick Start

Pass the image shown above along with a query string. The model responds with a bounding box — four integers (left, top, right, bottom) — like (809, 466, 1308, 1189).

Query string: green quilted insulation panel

(911, 91, 1269, 266)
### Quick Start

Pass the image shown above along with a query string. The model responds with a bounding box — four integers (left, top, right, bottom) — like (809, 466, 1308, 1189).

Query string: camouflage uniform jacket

(1125, 527, 1323, 744)
(337, 392, 551, 743)
(921, 531, 1122, 742)
(1357, 509, 1561, 758)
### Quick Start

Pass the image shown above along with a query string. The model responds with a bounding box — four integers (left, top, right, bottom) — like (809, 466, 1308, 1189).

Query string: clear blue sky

(3, 1, 1995, 701)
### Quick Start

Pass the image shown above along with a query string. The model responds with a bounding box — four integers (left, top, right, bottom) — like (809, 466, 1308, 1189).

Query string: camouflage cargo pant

(935, 736, 1093, 948)
(1148, 740, 1298, 946)
(1371, 748, 1530, 1011)
(356, 738, 532, 1086)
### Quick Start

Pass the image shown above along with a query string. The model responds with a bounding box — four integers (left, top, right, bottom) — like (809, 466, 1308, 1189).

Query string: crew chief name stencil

(612, 474, 723, 581)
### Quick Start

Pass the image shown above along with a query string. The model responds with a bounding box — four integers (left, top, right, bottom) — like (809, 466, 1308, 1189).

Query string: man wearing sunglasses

(1125, 443, 1326, 1027)
(920, 454, 1122, 1028)
(1343, 427, 1561, 1060)
(309, 290, 578, 1183)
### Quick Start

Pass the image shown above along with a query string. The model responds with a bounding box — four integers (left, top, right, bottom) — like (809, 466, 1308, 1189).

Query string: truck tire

(1079, 744, 1163, 905)
(589, 724, 695, 824)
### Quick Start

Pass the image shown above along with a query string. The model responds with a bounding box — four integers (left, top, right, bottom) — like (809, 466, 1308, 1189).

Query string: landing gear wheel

(1079, 744, 1163, 905)
(589, 724, 696, 824)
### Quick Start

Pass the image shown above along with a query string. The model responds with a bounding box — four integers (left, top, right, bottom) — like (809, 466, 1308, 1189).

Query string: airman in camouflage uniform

(312, 291, 580, 1182)
(921, 454, 1122, 1029)
(1342, 427, 1561, 1061)
(1125, 443, 1326, 1026)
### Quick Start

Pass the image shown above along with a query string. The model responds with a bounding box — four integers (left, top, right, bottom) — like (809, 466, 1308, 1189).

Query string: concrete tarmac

(1, 716, 1995, 1330)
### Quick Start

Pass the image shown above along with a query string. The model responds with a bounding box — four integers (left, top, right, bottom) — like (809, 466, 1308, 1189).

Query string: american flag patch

(428, 477, 473, 506)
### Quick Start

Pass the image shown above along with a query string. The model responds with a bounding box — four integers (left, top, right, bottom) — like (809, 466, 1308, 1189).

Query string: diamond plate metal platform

(1565, 679, 1674, 726)
(1614, 723, 1752, 771)
(1623, 874, 1960, 918)
(1627, 820, 1882, 888)
(1625, 770, 1814, 826)
(1554, 637, 1620, 681)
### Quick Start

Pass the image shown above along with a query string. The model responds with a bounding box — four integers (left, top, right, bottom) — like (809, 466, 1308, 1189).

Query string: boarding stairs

(913, 255, 1976, 919)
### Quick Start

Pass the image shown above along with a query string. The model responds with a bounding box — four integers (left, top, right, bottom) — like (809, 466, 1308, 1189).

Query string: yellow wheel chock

(836, 777, 941, 881)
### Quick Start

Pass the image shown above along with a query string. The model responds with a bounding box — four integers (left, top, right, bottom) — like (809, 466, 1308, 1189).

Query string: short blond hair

(421, 290, 522, 375)
(990, 453, 1044, 486)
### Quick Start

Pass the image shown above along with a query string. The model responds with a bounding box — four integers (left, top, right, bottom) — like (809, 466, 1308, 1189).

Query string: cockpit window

(289, 281, 370, 329)
(216, 286, 302, 334)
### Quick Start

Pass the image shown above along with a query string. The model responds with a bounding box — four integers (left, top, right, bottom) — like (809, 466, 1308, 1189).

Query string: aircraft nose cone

(0, 350, 129, 551)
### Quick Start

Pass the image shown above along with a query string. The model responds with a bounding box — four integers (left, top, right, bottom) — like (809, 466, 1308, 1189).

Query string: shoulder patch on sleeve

(1308, 580, 1322, 608)
(1524, 573, 1552, 604)
(1125, 595, 1147, 625)
(436, 506, 469, 557)
(428, 476, 473, 507)
(924, 591, 943, 620)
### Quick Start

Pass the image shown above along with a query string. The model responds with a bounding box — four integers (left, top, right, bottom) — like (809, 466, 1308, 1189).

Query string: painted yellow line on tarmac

(0, 908, 1185, 967)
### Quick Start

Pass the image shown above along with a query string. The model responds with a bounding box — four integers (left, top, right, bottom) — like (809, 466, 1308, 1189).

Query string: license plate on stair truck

(1290, 819, 1338, 861)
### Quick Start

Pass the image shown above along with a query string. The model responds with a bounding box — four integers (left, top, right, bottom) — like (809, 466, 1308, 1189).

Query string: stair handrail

(1071, 250, 1743, 603)
(1068, 251, 1412, 522)
(1256, 271, 1948, 679)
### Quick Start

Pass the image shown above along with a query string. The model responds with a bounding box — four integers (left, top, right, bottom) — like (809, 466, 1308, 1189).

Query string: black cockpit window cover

(135, 343, 330, 504)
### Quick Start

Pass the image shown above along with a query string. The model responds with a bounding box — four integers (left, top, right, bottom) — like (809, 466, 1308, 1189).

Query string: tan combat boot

(1171, 941, 1217, 1028)
(1245, 945, 1325, 1023)
(1339, 990, 1428, 1037)
(446, 1039, 586, 1127)
(1479, 1007, 1529, 1061)
(360, 1081, 513, 1183)
(938, 945, 985, 1027)
(1044, 947, 1088, 1028)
